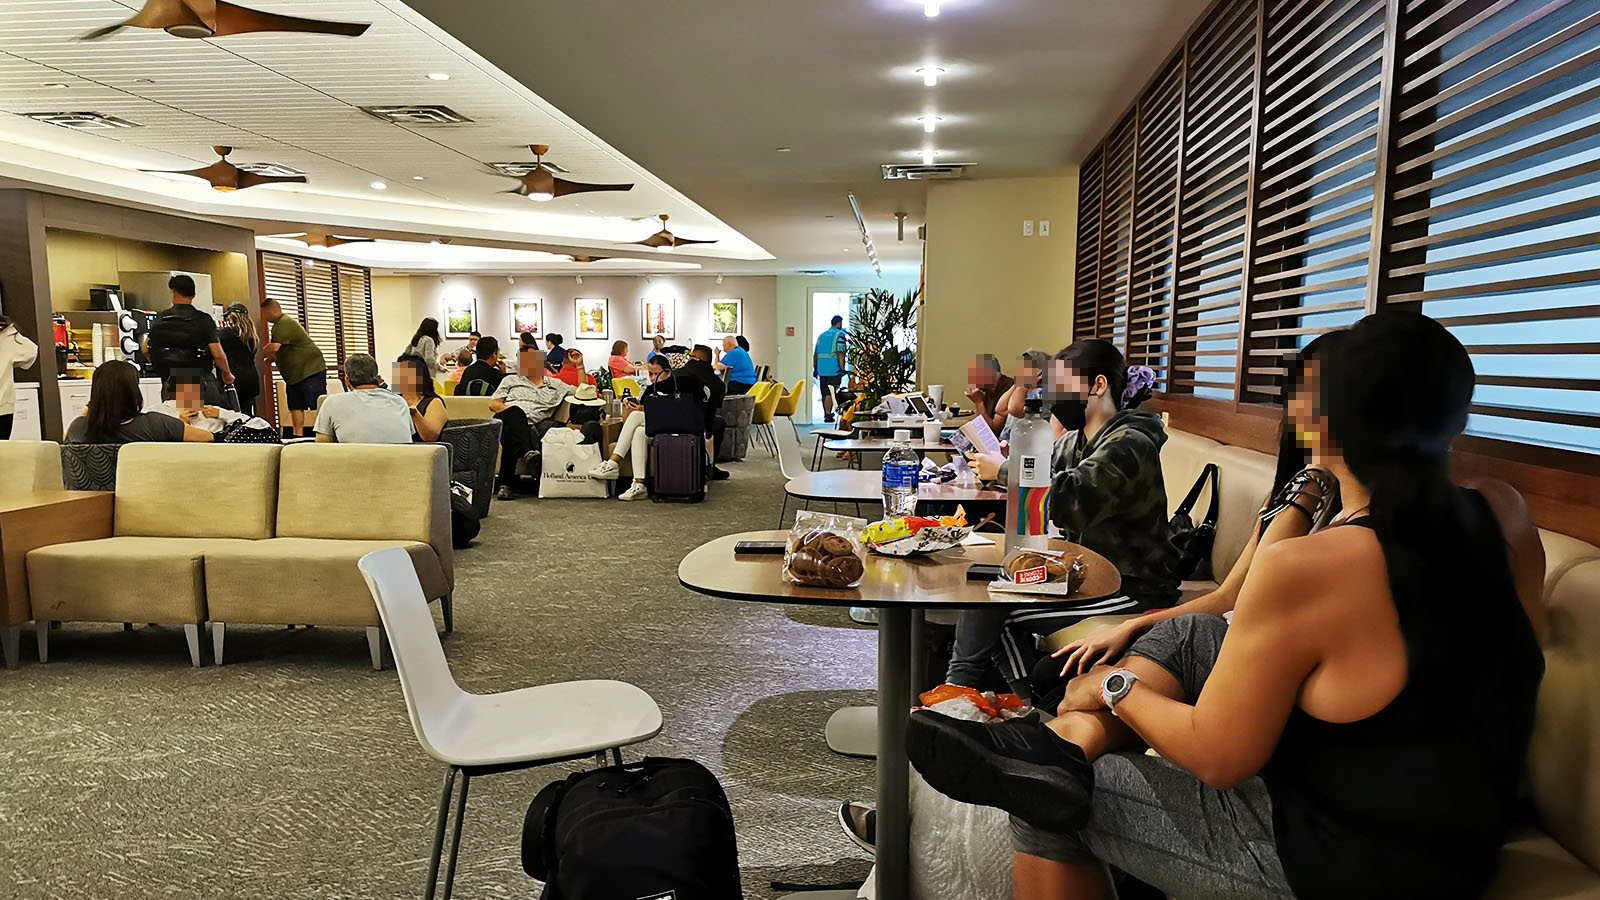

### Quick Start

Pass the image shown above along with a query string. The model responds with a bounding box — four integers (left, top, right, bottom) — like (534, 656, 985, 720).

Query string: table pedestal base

(825, 706, 878, 758)
(777, 891, 860, 899)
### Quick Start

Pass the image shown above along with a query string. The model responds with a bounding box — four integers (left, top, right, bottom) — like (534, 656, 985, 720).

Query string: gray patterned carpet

(0, 439, 883, 899)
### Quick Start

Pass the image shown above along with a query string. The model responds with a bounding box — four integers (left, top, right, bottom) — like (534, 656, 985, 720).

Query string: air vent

(238, 162, 305, 178)
(486, 160, 569, 176)
(359, 104, 472, 125)
(22, 111, 138, 130)
(881, 162, 972, 181)
(796, 269, 833, 276)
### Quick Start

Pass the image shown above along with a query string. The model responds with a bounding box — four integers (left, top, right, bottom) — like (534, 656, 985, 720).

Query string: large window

(1073, 0, 1600, 464)
(258, 251, 374, 410)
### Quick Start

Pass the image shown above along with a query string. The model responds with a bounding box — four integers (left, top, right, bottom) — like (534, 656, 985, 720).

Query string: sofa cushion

(1159, 428, 1220, 519)
(441, 395, 496, 421)
(203, 538, 448, 627)
(1205, 444, 1276, 581)
(1529, 556, 1600, 873)
(114, 444, 282, 539)
(1541, 529, 1600, 597)
(26, 536, 251, 623)
(0, 441, 63, 493)
(1482, 831, 1600, 899)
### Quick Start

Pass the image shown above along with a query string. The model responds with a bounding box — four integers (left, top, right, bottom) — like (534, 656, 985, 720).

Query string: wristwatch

(1099, 668, 1140, 716)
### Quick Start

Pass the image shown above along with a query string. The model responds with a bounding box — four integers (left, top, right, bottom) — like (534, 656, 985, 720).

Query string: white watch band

(1100, 668, 1140, 716)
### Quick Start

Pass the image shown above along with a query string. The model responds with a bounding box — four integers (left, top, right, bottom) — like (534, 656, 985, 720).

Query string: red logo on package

(1015, 565, 1048, 585)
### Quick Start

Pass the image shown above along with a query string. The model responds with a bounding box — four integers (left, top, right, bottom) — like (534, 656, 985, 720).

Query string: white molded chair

(358, 548, 662, 900)
(776, 418, 881, 526)
(809, 385, 854, 470)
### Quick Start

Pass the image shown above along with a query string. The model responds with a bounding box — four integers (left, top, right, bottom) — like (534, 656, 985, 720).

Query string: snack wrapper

(783, 510, 868, 588)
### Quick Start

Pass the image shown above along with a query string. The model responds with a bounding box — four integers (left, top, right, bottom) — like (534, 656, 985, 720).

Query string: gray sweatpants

(1010, 614, 1296, 900)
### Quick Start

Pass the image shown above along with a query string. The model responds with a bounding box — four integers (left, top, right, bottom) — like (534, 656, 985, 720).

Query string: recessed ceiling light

(776, 147, 792, 153)
(370, 180, 387, 190)
(920, 0, 941, 17)
(426, 73, 450, 81)
(824, 215, 835, 219)
(412, 175, 425, 181)
(921, 148, 939, 165)
(917, 115, 942, 133)
(131, 78, 155, 85)
(916, 66, 946, 87)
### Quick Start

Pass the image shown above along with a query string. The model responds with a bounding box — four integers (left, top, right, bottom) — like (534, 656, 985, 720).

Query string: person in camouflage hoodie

(946, 340, 1179, 699)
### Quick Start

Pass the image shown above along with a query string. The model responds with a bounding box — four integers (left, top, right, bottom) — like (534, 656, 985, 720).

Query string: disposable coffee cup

(927, 384, 945, 406)
(923, 421, 941, 443)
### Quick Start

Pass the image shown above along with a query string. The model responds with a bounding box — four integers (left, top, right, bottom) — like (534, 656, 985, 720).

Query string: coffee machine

(51, 313, 76, 372)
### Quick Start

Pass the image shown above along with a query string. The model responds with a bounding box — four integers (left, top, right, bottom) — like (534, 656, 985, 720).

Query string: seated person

(965, 353, 1015, 433)
(315, 353, 412, 444)
(952, 341, 1178, 699)
(680, 344, 730, 480)
(608, 340, 635, 379)
(589, 354, 706, 500)
(562, 383, 606, 445)
(490, 342, 574, 500)
(454, 335, 506, 395)
(908, 311, 1546, 900)
(997, 349, 1050, 442)
(555, 348, 597, 387)
(155, 374, 249, 434)
(713, 334, 756, 394)
(66, 359, 213, 444)
(449, 346, 474, 380)
(392, 354, 447, 443)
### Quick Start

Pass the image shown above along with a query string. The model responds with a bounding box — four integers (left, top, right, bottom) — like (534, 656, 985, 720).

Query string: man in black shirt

(145, 274, 234, 406)
(682, 344, 730, 480)
(454, 335, 506, 395)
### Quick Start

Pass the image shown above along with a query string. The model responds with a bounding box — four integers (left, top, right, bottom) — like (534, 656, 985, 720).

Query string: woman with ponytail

(908, 312, 1545, 900)
(946, 338, 1181, 697)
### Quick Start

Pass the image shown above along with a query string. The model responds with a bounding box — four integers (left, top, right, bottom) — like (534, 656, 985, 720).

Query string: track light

(645, 274, 654, 283)
(917, 115, 942, 133)
(507, 276, 515, 285)
(716, 274, 724, 285)
(917, 66, 945, 87)
(575, 274, 583, 285)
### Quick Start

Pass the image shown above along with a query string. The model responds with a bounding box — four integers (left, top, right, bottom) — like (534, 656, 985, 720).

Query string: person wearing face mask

(946, 339, 1180, 699)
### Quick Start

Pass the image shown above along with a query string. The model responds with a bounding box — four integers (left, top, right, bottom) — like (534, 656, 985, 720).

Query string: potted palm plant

(847, 287, 919, 411)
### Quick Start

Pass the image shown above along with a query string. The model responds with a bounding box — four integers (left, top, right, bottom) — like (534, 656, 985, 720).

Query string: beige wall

(920, 172, 1079, 398)
(44, 228, 249, 311)
(371, 275, 415, 364)
(403, 273, 778, 373)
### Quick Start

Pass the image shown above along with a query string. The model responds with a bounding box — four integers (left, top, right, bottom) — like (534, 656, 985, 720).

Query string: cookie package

(783, 510, 869, 588)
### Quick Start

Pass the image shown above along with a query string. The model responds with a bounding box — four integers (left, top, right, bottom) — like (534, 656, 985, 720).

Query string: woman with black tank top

(907, 311, 1546, 900)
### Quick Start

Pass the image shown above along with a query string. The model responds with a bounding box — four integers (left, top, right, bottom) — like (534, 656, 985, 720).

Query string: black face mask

(1051, 393, 1087, 432)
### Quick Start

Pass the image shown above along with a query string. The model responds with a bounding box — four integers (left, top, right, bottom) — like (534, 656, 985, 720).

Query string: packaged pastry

(783, 511, 868, 588)
(1001, 548, 1086, 592)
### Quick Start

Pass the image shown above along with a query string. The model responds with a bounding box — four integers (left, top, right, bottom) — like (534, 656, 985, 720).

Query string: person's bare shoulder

(1239, 526, 1385, 619)
(1463, 477, 1545, 634)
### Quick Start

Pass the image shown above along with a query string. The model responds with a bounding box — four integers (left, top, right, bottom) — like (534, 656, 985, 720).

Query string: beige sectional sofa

(25, 442, 452, 669)
(1045, 426, 1600, 898)
(0, 440, 64, 494)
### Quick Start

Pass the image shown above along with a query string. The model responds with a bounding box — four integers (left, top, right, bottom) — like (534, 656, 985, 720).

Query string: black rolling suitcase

(651, 433, 705, 503)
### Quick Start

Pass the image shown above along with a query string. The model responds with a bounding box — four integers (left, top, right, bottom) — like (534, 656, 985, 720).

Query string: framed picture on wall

(642, 297, 675, 340)
(511, 299, 542, 335)
(709, 298, 742, 337)
(575, 298, 608, 339)
(445, 297, 477, 338)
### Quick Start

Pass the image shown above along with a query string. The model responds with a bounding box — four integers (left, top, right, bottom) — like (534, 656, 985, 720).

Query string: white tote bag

(538, 427, 609, 499)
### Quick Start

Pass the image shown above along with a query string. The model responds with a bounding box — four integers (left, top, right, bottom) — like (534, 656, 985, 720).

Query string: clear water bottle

(1006, 397, 1053, 552)
(881, 429, 920, 518)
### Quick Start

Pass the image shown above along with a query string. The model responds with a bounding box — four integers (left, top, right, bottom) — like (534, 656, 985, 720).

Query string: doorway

(808, 291, 856, 422)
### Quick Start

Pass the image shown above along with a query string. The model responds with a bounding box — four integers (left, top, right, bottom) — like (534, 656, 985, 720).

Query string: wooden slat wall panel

(336, 263, 374, 369)
(1129, 55, 1186, 389)
(1074, 150, 1105, 339)
(1096, 112, 1139, 350)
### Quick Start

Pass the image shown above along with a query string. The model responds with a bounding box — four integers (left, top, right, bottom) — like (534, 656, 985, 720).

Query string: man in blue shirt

(714, 334, 757, 394)
(813, 315, 848, 422)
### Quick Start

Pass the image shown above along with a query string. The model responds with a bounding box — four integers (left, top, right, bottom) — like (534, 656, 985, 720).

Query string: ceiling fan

(295, 233, 373, 248)
(81, 0, 370, 41)
(568, 254, 613, 264)
(626, 214, 716, 252)
(501, 144, 634, 202)
(144, 146, 307, 191)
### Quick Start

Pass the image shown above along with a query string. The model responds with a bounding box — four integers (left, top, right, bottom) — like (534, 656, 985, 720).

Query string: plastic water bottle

(881, 429, 920, 518)
(1006, 397, 1053, 552)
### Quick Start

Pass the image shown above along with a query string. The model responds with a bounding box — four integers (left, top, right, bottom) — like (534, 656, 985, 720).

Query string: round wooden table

(678, 531, 1121, 900)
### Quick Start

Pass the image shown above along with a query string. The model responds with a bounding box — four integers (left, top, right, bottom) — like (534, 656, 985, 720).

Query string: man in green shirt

(261, 298, 328, 438)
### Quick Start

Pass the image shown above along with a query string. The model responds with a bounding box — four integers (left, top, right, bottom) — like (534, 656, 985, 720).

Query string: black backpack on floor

(523, 757, 742, 900)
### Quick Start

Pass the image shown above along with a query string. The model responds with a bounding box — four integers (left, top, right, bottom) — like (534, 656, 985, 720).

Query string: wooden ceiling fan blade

(79, 21, 131, 40)
(211, 1, 370, 36)
(670, 237, 718, 247)
(237, 170, 307, 189)
(551, 178, 634, 198)
(79, 0, 193, 39)
(144, 158, 237, 187)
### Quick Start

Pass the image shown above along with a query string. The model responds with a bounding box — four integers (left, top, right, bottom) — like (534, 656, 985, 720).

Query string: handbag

(220, 383, 241, 412)
(217, 417, 282, 444)
(538, 428, 608, 499)
(641, 375, 705, 437)
(1169, 463, 1219, 580)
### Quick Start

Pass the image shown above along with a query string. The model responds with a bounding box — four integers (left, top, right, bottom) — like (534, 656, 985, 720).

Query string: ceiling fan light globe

(528, 191, 553, 202)
(655, 244, 672, 253)
(165, 24, 215, 38)
(213, 184, 237, 192)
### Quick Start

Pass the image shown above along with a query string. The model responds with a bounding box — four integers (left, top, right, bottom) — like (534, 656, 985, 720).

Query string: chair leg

(212, 622, 225, 666)
(123, 622, 133, 632)
(2, 625, 18, 669)
(183, 623, 201, 667)
(778, 494, 789, 529)
(367, 626, 384, 671)
(610, 747, 623, 766)
(441, 772, 471, 900)
(442, 594, 454, 634)
(424, 766, 459, 900)
(36, 620, 48, 664)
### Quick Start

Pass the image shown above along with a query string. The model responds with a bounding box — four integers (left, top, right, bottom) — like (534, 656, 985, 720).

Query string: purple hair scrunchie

(1124, 366, 1157, 403)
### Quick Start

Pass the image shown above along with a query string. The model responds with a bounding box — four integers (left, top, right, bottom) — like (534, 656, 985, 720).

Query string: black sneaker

(823, 413, 836, 423)
(496, 485, 515, 501)
(906, 711, 1094, 832)
(837, 801, 875, 854)
(709, 466, 731, 481)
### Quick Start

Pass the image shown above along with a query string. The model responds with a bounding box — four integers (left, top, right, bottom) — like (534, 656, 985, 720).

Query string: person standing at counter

(146, 274, 233, 407)
(0, 312, 39, 440)
(261, 298, 327, 439)
(219, 302, 260, 417)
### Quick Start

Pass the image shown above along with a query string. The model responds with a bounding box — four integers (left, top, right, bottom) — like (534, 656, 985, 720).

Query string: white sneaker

(618, 481, 649, 501)
(589, 459, 621, 479)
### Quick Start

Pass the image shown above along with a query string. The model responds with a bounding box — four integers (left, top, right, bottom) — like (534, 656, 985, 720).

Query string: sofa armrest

(2, 491, 114, 626)
(428, 445, 454, 590)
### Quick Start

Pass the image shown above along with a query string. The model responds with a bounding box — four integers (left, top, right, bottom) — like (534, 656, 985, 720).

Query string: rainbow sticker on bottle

(1014, 485, 1052, 536)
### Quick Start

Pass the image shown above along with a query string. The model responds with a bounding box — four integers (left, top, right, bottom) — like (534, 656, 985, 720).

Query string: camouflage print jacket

(1051, 408, 1180, 609)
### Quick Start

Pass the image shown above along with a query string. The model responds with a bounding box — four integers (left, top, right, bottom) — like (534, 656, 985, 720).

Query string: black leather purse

(642, 376, 705, 437)
(1169, 463, 1219, 580)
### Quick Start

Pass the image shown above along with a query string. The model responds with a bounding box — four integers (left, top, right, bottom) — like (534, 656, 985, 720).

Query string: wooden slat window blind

(336, 264, 373, 369)
(257, 251, 376, 386)
(299, 261, 342, 374)
(1071, 0, 1600, 463)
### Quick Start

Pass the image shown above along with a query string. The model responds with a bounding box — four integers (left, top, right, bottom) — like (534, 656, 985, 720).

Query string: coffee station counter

(11, 374, 164, 441)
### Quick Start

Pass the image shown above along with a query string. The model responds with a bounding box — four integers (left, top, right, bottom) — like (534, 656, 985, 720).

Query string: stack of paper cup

(927, 384, 945, 407)
(923, 420, 942, 443)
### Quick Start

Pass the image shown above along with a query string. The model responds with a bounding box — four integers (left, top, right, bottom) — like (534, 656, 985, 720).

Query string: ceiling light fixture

(917, 115, 942, 133)
(303, 258, 316, 268)
(426, 72, 450, 81)
(847, 192, 882, 280)
(916, 66, 945, 87)
(921, 148, 938, 165)
(776, 147, 792, 153)
(527, 189, 553, 202)
(920, 0, 940, 17)
(370, 180, 387, 190)
(507, 276, 515, 285)
(575, 274, 583, 285)
(645, 274, 654, 283)
(412, 175, 425, 181)
(716, 274, 724, 285)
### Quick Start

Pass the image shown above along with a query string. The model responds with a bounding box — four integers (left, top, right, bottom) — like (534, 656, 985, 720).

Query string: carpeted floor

(0, 440, 883, 898)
